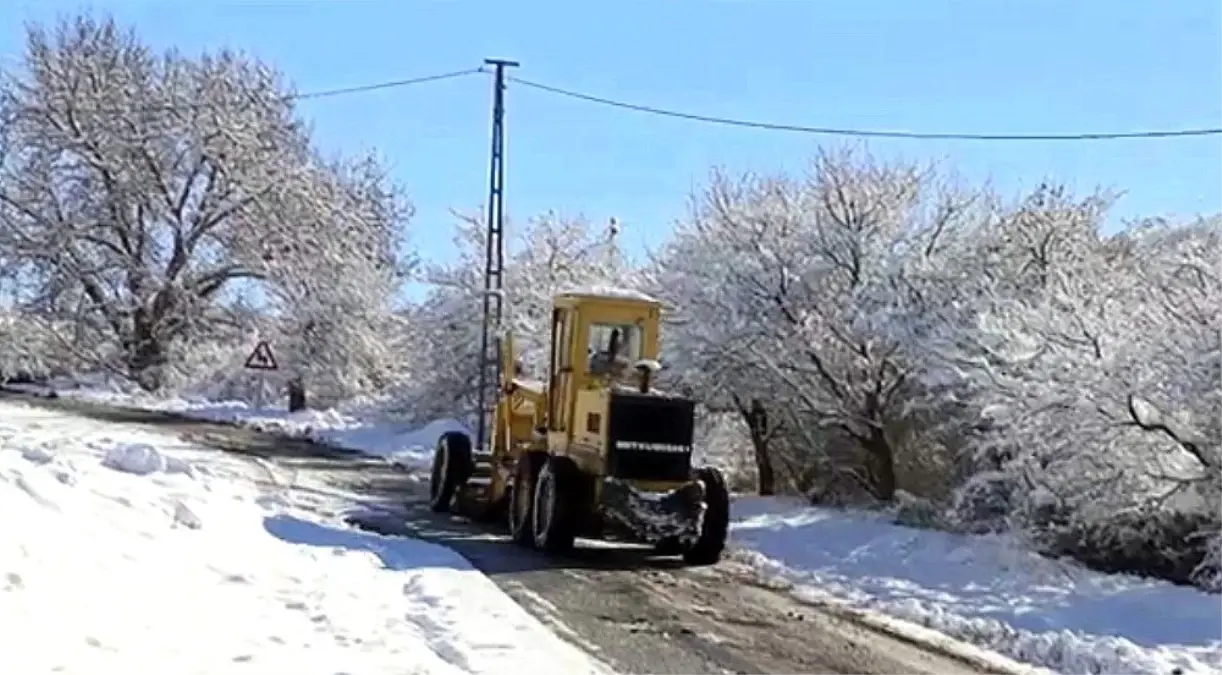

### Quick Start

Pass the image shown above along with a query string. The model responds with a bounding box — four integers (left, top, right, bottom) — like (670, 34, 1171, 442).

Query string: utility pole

(475, 58, 518, 455)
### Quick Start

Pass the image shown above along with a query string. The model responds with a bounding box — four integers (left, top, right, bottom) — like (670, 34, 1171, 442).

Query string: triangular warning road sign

(244, 341, 279, 371)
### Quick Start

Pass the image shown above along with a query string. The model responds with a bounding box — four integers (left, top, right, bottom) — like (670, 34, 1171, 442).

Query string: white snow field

(730, 497, 1222, 675)
(27, 383, 1222, 675)
(0, 400, 609, 675)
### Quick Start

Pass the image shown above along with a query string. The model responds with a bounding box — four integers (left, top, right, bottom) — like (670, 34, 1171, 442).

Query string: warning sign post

(244, 341, 278, 410)
(244, 341, 278, 371)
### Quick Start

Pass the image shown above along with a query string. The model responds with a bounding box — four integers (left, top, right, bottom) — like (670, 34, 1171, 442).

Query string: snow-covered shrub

(1022, 508, 1220, 589)
(892, 489, 949, 530)
(948, 470, 1017, 534)
(1191, 531, 1222, 593)
(0, 310, 70, 381)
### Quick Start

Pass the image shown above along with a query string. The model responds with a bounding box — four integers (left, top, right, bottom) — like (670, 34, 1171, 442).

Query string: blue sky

(3, 0, 1220, 272)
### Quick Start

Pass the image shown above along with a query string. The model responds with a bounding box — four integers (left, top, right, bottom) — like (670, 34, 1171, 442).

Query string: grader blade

(600, 477, 706, 546)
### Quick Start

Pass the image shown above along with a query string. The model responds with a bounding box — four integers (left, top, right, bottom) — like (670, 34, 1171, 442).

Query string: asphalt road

(1, 390, 1011, 675)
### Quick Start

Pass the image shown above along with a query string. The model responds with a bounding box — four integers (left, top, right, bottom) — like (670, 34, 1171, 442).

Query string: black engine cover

(606, 391, 696, 483)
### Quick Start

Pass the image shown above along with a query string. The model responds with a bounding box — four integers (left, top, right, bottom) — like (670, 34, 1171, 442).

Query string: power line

(7, 61, 1215, 141)
(508, 76, 1222, 142)
(5, 67, 485, 115)
(290, 68, 484, 101)
(163, 67, 485, 113)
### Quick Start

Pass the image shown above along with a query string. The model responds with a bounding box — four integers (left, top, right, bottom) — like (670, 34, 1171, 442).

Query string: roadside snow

(25, 381, 1222, 675)
(730, 496, 1222, 675)
(0, 400, 607, 675)
(49, 380, 459, 473)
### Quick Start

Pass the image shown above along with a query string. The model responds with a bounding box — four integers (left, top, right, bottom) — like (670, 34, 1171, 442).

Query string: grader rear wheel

(509, 452, 544, 546)
(532, 456, 580, 554)
(682, 466, 731, 565)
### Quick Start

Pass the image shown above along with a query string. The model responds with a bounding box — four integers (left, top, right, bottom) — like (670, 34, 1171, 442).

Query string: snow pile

(729, 497, 1222, 675)
(101, 442, 195, 476)
(0, 401, 607, 675)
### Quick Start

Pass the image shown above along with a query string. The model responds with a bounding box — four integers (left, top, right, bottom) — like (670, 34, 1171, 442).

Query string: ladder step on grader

(426, 287, 731, 565)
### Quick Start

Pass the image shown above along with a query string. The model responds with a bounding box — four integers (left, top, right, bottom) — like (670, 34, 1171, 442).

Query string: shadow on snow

(263, 512, 472, 573)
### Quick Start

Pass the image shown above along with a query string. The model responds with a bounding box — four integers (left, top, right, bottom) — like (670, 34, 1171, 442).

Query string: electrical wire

(508, 76, 1222, 142)
(6, 59, 1214, 142)
(171, 67, 487, 113)
(4, 67, 486, 115)
(289, 67, 485, 101)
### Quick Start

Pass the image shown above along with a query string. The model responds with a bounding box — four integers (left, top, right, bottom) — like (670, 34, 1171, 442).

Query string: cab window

(587, 322, 642, 374)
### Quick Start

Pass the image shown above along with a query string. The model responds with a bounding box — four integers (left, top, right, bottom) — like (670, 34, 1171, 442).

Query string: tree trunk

(742, 401, 772, 496)
(754, 442, 777, 496)
(743, 398, 777, 496)
(125, 313, 166, 392)
(863, 426, 897, 501)
(858, 388, 897, 501)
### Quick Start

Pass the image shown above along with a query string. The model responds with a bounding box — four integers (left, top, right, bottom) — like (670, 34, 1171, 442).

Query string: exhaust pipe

(634, 359, 663, 393)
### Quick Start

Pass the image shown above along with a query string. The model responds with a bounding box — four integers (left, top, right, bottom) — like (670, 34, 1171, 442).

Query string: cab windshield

(587, 322, 642, 379)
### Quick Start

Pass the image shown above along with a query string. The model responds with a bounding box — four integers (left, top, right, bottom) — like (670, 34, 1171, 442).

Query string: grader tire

(683, 466, 730, 565)
(509, 452, 545, 546)
(428, 431, 474, 513)
(532, 456, 580, 555)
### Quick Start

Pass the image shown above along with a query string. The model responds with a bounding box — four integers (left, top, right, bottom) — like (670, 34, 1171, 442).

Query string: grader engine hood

(605, 391, 696, 483)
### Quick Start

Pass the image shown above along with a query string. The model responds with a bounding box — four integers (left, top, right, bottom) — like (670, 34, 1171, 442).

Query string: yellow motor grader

(426, 288, 730, 564)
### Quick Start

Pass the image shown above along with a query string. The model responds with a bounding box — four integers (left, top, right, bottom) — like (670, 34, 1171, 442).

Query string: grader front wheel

(429, 431, 474, 513)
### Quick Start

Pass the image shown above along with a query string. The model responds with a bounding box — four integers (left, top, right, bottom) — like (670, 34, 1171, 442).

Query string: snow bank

(49, 380, 466, 473)
(30, 382, 1221, 674)
(729, 497, 1222, 675)
(0, 401, 607, 675)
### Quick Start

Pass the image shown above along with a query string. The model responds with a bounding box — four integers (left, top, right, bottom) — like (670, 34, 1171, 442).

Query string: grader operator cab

(427, 288, 730, 565)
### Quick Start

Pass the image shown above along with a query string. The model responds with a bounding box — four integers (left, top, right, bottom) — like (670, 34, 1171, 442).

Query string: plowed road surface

(2, 391, 1017, 675)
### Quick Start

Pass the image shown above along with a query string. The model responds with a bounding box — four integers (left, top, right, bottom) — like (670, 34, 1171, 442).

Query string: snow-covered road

(10, 385, 1222, 675)
(0, 391, 1032, 675)
(0, 400, 608, 675)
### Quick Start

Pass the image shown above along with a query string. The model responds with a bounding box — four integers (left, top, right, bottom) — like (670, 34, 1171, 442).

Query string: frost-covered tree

(1079, 220, 1214, 581)
(259, 153, 414, 407)
(651, 147, 987, 501)
(906, 186, 1130, 510)
(0, 14, 411, 392)
(400, 211, 638, 424)
(908, 184, 1221, 585)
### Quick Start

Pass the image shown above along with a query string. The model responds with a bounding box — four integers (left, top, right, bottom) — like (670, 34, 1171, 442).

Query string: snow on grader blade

(427, 288, 730, 565)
